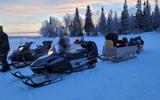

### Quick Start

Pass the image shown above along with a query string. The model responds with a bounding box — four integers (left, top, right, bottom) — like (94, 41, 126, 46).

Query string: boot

(0, 66, 10, 72)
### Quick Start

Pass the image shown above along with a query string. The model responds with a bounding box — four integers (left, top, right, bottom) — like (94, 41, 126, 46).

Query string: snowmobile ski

(11, 71, 34, 79)
(22, 75, 63, 87)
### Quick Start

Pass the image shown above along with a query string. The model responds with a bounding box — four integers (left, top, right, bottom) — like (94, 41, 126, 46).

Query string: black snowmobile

(12, 41, 98, 87)
(9, 41, 52, 68)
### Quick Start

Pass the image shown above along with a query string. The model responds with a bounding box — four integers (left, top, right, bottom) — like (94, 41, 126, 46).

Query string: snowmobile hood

(30, 53, 60, 68)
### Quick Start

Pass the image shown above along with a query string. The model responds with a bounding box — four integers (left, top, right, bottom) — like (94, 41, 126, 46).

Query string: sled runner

(12, 41, 98, 87)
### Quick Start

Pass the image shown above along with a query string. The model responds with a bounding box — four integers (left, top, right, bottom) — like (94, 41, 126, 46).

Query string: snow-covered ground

(0, 32, 160, 100)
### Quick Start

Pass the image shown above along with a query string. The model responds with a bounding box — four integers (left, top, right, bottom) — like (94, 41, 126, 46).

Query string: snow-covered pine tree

(113, 11, 119, 33)
(84, 5, 96, 36)
(142, 0, 152, 31)
(152, 0, 160, 30)
(71, 8, 83, 36)
(119, 0, 129, 34)
(107, 10, 114, 33)
(135, 0, 143, 32)
(97, 6, 107, 35)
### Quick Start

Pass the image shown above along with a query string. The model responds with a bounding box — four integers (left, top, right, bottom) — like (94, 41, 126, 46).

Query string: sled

(101, 45, 138, 62)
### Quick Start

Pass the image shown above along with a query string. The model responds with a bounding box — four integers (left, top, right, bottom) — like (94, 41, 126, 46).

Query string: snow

(1, 32, 160, 100)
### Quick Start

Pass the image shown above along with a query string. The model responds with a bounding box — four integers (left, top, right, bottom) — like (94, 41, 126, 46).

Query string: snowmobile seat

(81, 41, 98, 58)
(65, 48, 88, 60)
(64, 41, 98, 60)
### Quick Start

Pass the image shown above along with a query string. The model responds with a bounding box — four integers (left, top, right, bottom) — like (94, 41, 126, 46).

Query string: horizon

(0, 0, 156, 34)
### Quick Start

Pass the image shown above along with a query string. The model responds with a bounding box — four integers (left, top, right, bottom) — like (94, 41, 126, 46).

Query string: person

(122, 37, 128, 46)
(136, 36, 144, 53)
(74, 37, 84, 44)
(105, 39, 114, 49)
(105, 32, 118, 46)
(137, 36, 144, 45)
(42, 41, 53, 50)
(0, 26, 10, 72)
(103, 33, 117, 57)
(58, 26, 70, 53)
(128, 38, 136, 46)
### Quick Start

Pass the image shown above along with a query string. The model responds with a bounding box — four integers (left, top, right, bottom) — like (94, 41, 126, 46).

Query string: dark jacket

(0, 32, 10, 55)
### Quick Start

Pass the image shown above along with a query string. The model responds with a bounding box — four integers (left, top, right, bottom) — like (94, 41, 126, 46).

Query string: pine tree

(151, 12, 154, 28)
(107, 10, 114, 33)
(84, 5, 95, 36)
(153, 0, 160, 30)
(97, 7, 107, 35)
(113, 11, 119, 33)
(119, 0, 129, 34)
(142, 0, 152, 31)
(129, 14, 136, 33)
(71, 8, 83, 36)
(135, 0, 143, 32)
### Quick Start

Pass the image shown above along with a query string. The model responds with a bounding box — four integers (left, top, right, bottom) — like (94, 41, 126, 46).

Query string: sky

(0, 0, 156, 33)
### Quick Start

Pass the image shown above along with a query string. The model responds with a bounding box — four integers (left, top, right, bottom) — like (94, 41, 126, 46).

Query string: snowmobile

(12, 41, 98, 87)
(9, 41, 52, 68)
(99, 36, 144, 62)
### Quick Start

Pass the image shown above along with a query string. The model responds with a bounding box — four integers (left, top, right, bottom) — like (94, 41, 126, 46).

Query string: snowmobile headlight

(48, 50, 54, 56)
(19, 47, 24, 51)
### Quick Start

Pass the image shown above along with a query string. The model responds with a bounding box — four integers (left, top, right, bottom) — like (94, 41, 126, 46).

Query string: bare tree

(40, 17, 61, 37)
(63, 14, 74, 34)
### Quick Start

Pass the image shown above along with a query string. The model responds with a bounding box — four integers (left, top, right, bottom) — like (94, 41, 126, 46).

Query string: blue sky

(0, 0, 155, 33)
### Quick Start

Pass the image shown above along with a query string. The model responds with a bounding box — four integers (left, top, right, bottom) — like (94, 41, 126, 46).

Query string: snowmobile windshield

(49, 37, 59, 53)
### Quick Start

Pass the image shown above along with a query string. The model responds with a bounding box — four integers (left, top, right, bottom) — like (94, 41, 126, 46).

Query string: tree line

(40, 0, 160, 37)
